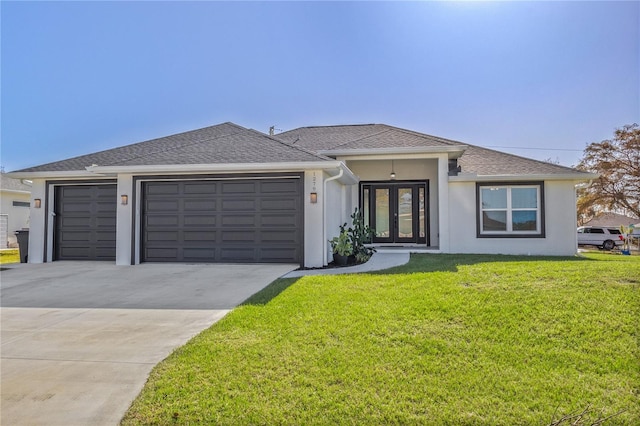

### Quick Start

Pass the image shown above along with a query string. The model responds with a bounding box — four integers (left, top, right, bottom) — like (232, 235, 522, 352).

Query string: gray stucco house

(9, 122, 595, 267)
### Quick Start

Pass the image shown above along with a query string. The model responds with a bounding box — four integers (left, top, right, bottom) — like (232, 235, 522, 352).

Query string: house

(8, 122, 596, 267)
(583, 212, 639, 228)
(0, 173, 32, 248)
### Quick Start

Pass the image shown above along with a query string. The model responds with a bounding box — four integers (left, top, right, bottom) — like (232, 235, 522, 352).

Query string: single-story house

(582, 212, 639, 228)
(0, 173, 32, 248)
(8, 122, 596, 267)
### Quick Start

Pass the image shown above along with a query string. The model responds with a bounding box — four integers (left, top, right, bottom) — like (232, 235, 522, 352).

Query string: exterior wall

(0, 190, 31, 247)
(116, 174, 133, 265)
(344, 158, 440, 246)
(304, 170, 324, 267)
(27, 179, 47, 263)
(448, 180, 579, 255)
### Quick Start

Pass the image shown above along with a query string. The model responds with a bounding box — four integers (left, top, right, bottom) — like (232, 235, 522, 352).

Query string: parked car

(577, 226, 624, 250)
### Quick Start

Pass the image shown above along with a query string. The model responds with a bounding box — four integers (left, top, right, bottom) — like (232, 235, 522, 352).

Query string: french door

(361, 182, 429, 244)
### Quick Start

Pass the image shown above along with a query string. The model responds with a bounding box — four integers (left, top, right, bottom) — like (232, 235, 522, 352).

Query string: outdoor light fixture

(34, 198, 41, 209)
(390, 160, 396, 180)
(310, 192, 318, 204)
(121, 194, 128, 206)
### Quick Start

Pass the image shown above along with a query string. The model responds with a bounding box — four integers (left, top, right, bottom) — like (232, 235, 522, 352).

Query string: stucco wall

(1, 190, 31, 247)
(344, 158, 440, 247)
(448, 180, 578, 255)
(26, 179, 46, 263)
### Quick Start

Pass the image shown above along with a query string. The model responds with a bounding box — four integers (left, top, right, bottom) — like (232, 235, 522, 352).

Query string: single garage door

(142, 176, 303, 263)
(54, 184, 117, 260)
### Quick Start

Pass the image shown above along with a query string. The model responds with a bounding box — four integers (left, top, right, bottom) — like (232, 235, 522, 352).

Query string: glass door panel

(397, 187, 413, 239)
(375, 188, 390, 239)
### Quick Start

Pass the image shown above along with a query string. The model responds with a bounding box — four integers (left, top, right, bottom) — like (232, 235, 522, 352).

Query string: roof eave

(449, 172, 599, 182)
(319, 146, 467, 159)
(6, 170, 99, 179)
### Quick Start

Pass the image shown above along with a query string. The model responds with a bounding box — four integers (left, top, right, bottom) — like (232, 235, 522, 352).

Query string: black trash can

(15, 229, 29, 263)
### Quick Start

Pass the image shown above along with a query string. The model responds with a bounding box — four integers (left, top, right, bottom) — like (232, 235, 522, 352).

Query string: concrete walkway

(283, 251, 410, 278)
(1, 262, 296, 426)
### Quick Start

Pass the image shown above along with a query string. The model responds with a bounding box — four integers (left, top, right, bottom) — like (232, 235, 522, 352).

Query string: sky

(1, 1, 638, 172)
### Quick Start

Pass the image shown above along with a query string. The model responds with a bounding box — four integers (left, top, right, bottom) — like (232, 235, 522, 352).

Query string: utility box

(15, 229, 29, 263)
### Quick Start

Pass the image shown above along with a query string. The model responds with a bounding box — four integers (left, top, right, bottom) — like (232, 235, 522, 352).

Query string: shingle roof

(276, 124, 590, 177)
(0, 173, 32, 192)
(275, 124, 463, 151)
(14, 122, 330, 173)
(13, 121, 592, 179)
(584, 212, 639, 227)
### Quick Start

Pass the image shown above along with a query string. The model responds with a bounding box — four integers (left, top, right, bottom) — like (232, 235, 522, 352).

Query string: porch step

(373, 246, 442, 254)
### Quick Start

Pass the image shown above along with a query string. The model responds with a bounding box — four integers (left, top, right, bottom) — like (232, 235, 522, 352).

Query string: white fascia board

(86, 162, 360, 185)
(448, 172, 599, 182)
(6, 170, 101, 179)
(320, 145, 467, 159)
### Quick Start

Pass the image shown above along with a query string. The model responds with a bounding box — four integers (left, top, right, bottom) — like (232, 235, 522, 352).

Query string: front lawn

(122, 254, 639, 425)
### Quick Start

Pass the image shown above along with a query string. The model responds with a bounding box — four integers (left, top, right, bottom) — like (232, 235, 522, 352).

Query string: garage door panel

(184, 231, 217, 241)
(261, 214, 300, 227)
(261, 180, 298, 193)
(146, 215, 179, 226)
(221, 230, 256, 242)
(222, 199, 256, 211)
(183, 248, 216, 259)
(222, 182, 256, 194)
(184, 199, 216, 211)
(142, 177, 302, 263)
(145, 247, 179, 260)
(184, 182, 217, 194)
(147, 200, 179, 210)
(261, 199, 296, 210)
(54, 184, 117, 261)
(147, 231, 180, 241)
(147, 183, 180, 195)
(260, 248, 299, 262)
(261, 231, 299, 243)
(183, 215, 216, 226)
(222, 215, 256, 227)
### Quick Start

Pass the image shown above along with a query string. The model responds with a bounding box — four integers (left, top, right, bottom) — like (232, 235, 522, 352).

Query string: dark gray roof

(276, 124, 589, 177)
(14, 121, 591, 178)
(14, 122, 330, 173)
(275, 124, 463, 151)
(0, 173, 32, 192)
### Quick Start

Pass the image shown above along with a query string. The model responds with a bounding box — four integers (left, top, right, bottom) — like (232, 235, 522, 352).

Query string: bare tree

(577, 124, 640, 222)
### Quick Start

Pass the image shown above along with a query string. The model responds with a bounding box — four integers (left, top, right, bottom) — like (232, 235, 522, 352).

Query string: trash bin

(15, 229, 29, 263)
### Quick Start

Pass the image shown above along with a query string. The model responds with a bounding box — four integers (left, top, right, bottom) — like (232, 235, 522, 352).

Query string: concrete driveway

(1, 261, 296, 426)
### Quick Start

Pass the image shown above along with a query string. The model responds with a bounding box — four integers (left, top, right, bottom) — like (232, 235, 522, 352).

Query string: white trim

(321, 146, 467, 158)
(449, 173, 598, 182)
(7, 171, 98, 179)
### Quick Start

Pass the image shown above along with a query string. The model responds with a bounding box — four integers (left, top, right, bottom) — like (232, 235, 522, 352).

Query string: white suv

(577, 226, 624, 250)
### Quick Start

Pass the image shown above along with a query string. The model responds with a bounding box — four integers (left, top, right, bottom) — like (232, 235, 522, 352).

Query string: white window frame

(477, 182, 544, 238)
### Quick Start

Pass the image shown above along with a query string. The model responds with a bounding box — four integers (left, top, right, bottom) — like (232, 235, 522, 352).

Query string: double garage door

(54, 176, 303, 264)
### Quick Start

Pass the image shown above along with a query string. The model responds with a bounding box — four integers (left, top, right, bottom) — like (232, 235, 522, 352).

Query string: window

(12, 201, 30, 208)
(477, 182, 544, 238)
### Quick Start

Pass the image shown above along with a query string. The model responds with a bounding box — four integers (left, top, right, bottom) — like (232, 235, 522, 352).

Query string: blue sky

(2, 1, 638, 171)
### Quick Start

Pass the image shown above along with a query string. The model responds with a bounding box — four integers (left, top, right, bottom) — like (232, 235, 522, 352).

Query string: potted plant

(329, 230, 353, 266)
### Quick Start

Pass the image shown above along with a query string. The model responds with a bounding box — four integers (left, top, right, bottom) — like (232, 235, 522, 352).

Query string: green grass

(122, 254, 640, 425)
(0, 249, 20, 265)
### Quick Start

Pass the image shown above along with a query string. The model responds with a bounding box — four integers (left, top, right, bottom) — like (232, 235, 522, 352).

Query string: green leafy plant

(344, 207, 376, 263)
(329, 230, 353, 256)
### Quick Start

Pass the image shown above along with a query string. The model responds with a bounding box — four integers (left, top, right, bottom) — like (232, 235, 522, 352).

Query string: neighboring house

(0, 173, 32, 248)
(583, 212, 639, 228)
(8, 122, 596, 267)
